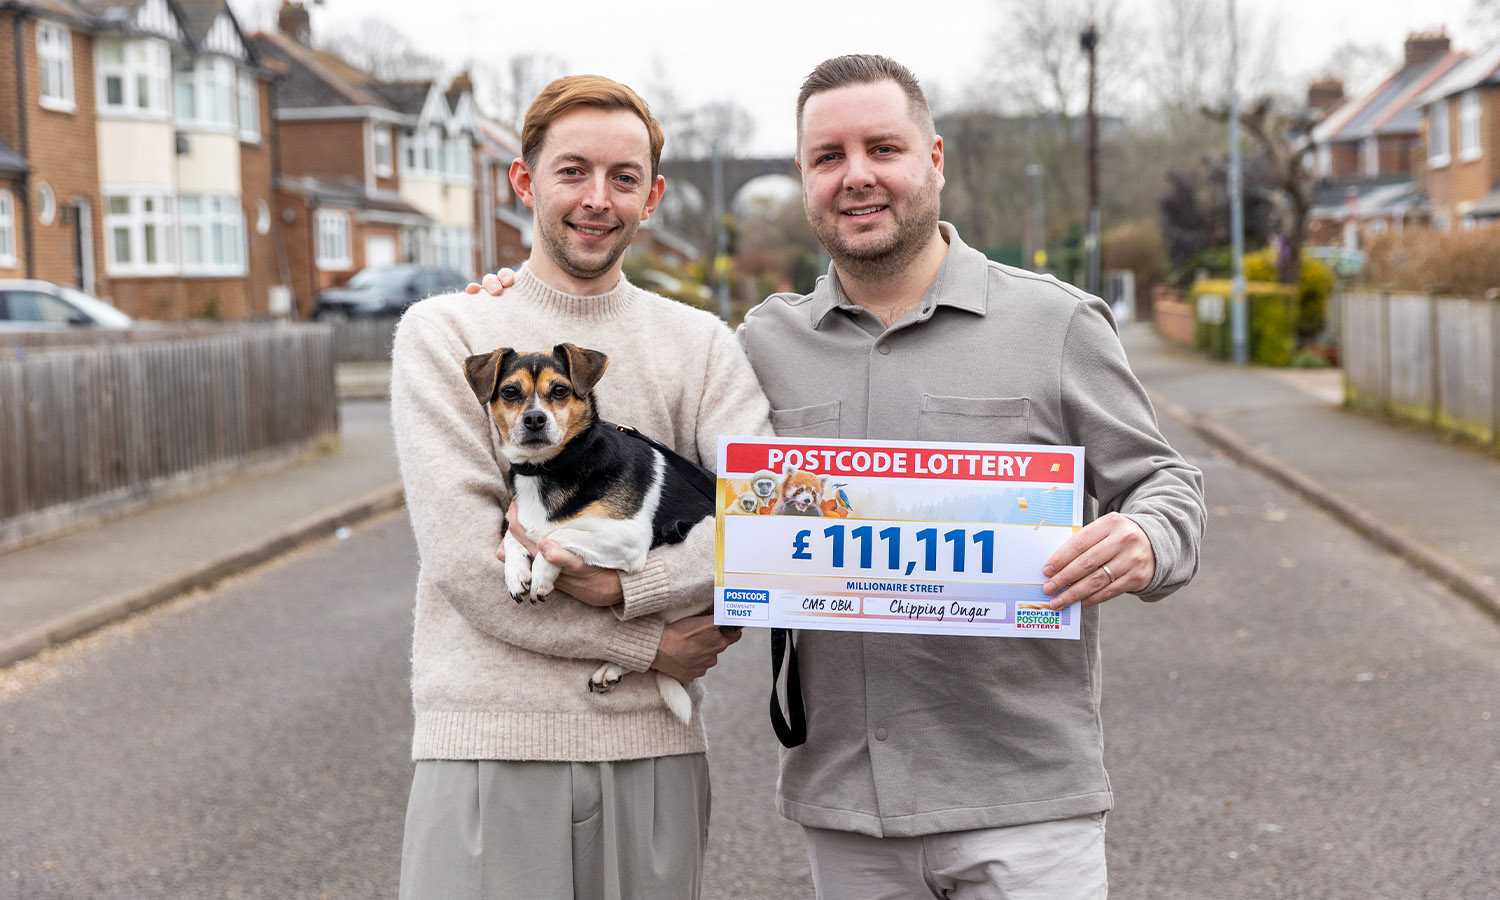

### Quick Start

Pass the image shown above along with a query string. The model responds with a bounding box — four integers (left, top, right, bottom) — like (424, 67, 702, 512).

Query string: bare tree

(670, 101, 755, 160)
(1316, 41, 1397, 99)
(980, 0, 1133, 117)
(1135, 0, 1285, 125)
(1203, 97, 1314, 286)
(317, 18, 442, 81)
(227, 0, 284, 31)
(1472, 0, 1500, 37)
(477, 52, 571, 134)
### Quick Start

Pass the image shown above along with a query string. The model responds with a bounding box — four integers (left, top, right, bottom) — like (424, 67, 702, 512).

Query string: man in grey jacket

(473, 54, 1204, 899)
(730, 55, 1205, 899)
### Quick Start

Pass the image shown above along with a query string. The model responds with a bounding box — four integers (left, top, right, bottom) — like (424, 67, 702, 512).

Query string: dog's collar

(507, 433, 596, 477)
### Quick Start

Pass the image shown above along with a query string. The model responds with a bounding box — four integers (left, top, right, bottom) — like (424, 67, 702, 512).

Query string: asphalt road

(2, 417, 1498, 898)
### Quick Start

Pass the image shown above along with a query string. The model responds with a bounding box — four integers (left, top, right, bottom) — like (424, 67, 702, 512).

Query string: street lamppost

(1025, 163, 1045, 271)
(1080, 21, 1101, 296)
(1227, 0, 1248, 365)
(710, 137, 732, 323)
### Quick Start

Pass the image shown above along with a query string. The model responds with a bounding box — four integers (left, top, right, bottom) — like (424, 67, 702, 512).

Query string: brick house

(0, 0, 282, 319)
(252, 2, 480, 317)
(475, 117, 529, 274)
(1417, 37, 1500, 228)
(0, 0, 105, 295)
(1305, 33, 1465, 247)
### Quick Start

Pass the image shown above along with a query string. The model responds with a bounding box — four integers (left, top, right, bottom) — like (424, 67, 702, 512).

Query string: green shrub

(1297, 256, 1333, 340)
(1190, 278, 1297, 366)
(1231, 246, 1334, 341)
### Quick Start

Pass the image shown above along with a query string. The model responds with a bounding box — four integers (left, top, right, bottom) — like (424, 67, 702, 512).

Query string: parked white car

(0, 280, 133, 330)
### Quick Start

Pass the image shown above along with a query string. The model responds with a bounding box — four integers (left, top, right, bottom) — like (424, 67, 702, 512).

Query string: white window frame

(374, 126, 393, 177)
(179, 193, 245, 276)
(430, 225, 474, 271)
(1361, 137, 1379, 177)
(401, 128, 445, 179)
(97, 39, 170, 119)
(1428, 100, 1451, 167)
(402, 224, 433, 264)
(401, 131, 417, 173)
(1459, 91, 1482, 162)
(37, 20, 75, 113)
(237, 72, 260, 143)
(104, 189, 178, 276)
(0, 190, 17, 267)
(174, 55, 235, 131)
(445, 137, 472, 185)
(315, 208, 352, 270)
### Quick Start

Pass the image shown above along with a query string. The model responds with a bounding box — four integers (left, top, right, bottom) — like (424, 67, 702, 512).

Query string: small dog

(463, 342, 716, 724)
(773, 464, 826, 516)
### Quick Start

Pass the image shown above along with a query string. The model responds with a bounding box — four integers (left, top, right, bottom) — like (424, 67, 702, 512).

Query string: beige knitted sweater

(391, 268, 771, 762)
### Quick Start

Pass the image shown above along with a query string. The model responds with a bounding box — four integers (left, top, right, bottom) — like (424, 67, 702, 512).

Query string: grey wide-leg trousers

(398, 755, 710, 900)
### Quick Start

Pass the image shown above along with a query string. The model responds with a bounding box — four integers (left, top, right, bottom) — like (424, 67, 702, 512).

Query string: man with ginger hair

(392, 75, 769, 900)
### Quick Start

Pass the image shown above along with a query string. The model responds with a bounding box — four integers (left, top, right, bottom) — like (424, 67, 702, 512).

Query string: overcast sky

(232, 0, 1491, 156)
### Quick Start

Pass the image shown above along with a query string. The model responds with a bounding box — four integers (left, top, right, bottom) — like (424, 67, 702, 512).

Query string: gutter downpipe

(13, 6, 36, 278)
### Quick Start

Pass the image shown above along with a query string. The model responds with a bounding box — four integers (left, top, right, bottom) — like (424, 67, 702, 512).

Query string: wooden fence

(0, 325, 339, 551)
(330, 317, 398, 362)
(1341, 289, 1500, 447)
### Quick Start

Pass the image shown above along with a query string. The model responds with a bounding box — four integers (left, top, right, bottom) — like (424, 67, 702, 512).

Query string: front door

(71, 199, 94, 293)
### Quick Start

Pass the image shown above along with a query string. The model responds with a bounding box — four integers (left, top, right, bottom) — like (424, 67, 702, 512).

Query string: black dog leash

(769, 628, 807, 747)
(605, 421, 716, 500)
(609, 421, 808, 748)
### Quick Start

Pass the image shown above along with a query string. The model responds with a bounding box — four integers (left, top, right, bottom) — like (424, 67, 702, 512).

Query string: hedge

(1190, 279, 1298, 367)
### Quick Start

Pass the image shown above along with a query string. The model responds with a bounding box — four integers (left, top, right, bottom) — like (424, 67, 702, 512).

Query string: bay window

(180, 194, 245, 276)
(105, 191, 177, 275)
(96, 39, 170, 116)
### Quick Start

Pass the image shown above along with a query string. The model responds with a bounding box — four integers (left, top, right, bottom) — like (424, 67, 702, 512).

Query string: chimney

(1307, 79, 1344, 112)
(1404, 31, 1450, 68)
(450, 71, 474, 97)
(278, 1, 311, 45)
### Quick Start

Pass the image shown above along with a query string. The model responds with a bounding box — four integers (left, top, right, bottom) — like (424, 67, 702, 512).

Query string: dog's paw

(589, 663, 624, 693)
(503, 550, 532, 604)
(529, 557, 560, 604)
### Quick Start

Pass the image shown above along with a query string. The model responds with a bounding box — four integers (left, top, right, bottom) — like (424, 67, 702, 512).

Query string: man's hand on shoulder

(1041, 512, 1156, 610)
(499, 503, 623, 607)
(465, 268, 517, 297)
(651, 615, 742, 684)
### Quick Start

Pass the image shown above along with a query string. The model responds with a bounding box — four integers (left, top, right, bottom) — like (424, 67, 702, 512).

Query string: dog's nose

(522, 411, 548, 432)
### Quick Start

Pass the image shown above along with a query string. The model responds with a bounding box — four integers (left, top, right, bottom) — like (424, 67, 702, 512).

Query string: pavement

(2, 325, 1498, 668)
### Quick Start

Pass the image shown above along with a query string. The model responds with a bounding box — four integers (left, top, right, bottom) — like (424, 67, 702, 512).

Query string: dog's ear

(555, 343, 609, 394)
(463, 347, 514, 404)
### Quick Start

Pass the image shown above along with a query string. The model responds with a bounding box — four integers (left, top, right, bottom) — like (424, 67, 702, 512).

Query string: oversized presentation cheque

(713, 436, 1085, 640)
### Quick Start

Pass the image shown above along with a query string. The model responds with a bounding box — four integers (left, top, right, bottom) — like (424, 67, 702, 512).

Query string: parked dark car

(312, 265, 469, 318)
(0, 280, 133, 330)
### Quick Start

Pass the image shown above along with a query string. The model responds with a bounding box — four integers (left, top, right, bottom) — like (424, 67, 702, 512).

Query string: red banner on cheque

(722, 441, 1075, 484)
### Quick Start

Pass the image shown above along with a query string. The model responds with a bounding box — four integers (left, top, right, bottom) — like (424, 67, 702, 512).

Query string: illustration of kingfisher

(822, 482, 854, 517)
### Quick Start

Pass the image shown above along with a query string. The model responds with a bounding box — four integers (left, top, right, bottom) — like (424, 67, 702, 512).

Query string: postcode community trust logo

(1014, 602, 1062, 630)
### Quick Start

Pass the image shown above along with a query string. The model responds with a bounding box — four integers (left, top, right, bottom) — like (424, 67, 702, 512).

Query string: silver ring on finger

(1101, 564, 1116, 583)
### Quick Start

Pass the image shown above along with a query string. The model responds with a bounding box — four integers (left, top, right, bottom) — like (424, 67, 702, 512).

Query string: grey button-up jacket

(737, 223, 1205, 837)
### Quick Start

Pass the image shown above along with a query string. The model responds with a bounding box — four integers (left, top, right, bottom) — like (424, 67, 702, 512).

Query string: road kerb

(0, 484, 406, 669)
(1151, 391, 1500, 622)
